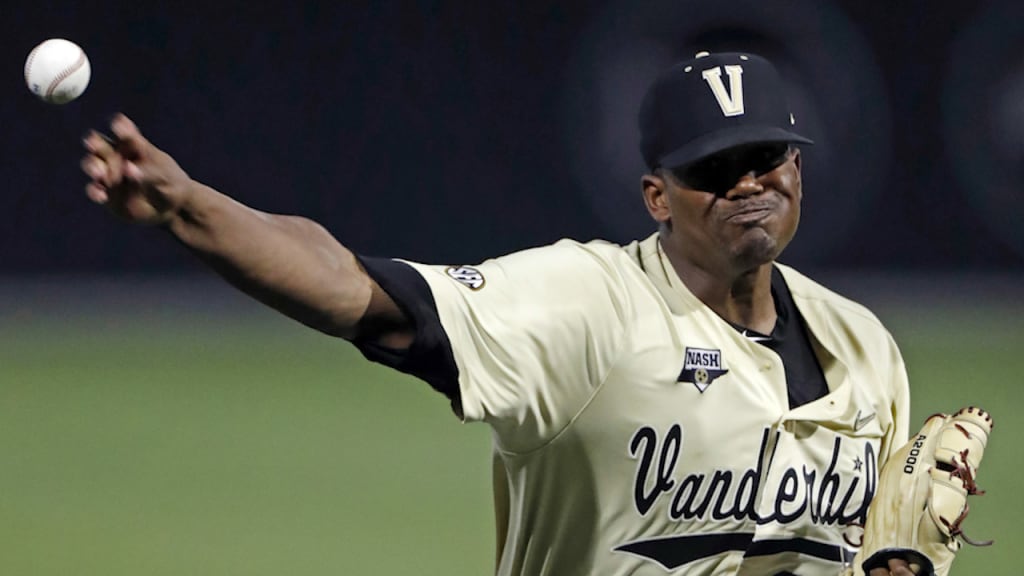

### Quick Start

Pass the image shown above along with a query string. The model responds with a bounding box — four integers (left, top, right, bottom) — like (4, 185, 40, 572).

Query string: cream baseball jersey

(356, 233, 910, 576)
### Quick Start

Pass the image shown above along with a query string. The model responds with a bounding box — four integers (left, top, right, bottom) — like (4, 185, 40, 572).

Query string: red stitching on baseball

(44, 49, 87, 99)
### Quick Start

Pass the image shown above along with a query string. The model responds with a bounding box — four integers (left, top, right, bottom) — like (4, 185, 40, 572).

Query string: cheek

(787, 199, 801, 236)
(774, 166, 802, 237)
(774, 166, 803, 219)
(782, 190, 802, 245)
(669, 192, 709, 223)
(778, 163, 802, 196)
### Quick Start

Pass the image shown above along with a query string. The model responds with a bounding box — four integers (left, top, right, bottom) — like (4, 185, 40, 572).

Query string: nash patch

(678, 347, 729, 393)
(445, 266, 485, 290)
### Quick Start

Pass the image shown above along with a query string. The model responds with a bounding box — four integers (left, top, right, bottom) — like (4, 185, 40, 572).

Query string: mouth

(724, 203, 777, 225)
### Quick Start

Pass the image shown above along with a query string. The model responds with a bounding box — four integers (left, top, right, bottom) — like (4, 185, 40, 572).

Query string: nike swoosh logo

(854, 410, 876, 431)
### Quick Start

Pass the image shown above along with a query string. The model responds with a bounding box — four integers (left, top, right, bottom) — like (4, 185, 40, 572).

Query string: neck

(659, 236, 777, 334)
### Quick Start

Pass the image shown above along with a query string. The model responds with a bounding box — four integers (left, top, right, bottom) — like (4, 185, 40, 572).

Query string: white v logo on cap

(701, 65, 745, 117)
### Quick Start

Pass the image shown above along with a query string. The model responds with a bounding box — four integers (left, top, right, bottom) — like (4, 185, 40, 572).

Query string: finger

(85, 182, 109, 205)
(80, 154, 107, 183)
(109, 113, 149, 159)
(887, 558, 916, 575)
(123, 160, 144, 182)
(867, 559, 917, 576)
(83, 130, 124, 185)
(82, 130, 112, 157)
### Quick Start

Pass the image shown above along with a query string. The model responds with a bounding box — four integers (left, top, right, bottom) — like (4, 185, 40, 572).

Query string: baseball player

(80, 52, 990, 575)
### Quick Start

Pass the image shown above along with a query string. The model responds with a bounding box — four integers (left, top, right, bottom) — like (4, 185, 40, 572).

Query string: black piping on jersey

(351, 256, 460, 401)
(614, 532, 855, 569)
(746, 537, 856, 564)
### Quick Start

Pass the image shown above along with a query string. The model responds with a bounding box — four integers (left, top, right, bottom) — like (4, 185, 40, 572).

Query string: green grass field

(1, 278, 1020, 575)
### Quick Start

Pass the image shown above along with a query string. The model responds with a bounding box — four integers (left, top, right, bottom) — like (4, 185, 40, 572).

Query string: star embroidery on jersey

(853, 456, 863, 472)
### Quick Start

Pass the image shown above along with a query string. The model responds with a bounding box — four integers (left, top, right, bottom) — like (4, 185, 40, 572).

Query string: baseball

(25, 38, 91, 105)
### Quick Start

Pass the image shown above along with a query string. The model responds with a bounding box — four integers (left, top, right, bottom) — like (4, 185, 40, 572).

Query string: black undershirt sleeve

(351, 256, 460, 402)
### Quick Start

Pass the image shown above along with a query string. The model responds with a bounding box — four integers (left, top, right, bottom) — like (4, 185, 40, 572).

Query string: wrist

(162, 179, 206, 231)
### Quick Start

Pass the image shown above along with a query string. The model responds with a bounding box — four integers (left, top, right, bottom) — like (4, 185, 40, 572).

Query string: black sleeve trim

(352, 255, 460, 401)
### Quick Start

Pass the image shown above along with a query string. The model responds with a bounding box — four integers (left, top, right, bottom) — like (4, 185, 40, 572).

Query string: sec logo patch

(446, 266, 485, 290)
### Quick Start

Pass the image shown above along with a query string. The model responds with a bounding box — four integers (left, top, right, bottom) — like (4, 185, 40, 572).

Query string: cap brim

(657, 125, 814, 169)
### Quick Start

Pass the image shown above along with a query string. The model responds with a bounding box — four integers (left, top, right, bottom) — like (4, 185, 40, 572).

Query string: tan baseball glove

(852, 407, 994, 575)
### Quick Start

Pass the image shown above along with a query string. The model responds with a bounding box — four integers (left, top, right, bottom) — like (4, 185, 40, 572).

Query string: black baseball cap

(638, 51, 813, 170)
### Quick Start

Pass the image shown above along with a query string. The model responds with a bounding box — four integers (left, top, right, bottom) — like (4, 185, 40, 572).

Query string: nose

(724, 173, 764, 200)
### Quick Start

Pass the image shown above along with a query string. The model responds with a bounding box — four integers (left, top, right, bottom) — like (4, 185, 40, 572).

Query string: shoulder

(410, 238, 640, 293)
(489, 237, 637, 271)
(774, 263, 892, 337)
(776, 264, 908, 384)
(398, 238, 644, 321)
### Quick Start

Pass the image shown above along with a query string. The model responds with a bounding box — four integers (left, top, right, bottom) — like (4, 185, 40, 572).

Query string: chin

(731, 231, 785, 268)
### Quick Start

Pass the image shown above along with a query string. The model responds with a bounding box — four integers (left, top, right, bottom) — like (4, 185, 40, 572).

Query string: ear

(790, 147, 803, 192)
(641, 172, 671, 223)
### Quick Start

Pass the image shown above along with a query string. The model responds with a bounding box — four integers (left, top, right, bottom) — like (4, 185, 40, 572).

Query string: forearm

(82, 115, 405, 341)
(167, 182, 372, 339)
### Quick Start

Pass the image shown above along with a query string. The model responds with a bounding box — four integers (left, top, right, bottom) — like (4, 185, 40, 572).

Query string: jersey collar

(633, 233, 851, 421)
(633, 233, 707, 317)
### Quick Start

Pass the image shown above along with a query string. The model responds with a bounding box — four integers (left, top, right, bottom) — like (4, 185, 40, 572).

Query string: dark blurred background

(3, 3, 1022, 575)
(5, 0, 1024, 277)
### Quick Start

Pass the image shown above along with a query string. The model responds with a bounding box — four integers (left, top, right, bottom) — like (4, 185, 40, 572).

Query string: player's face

(644, 143, 802, 274)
